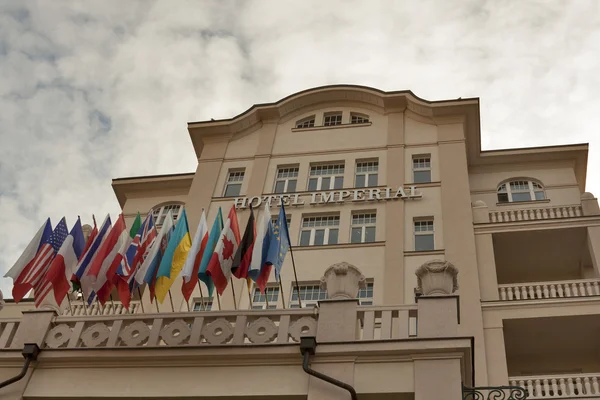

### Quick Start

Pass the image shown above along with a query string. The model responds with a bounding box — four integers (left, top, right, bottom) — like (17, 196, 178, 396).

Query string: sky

(1, 0, 599, 297)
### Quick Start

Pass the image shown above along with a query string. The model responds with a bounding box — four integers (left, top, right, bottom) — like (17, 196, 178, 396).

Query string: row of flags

(4, 203, 291, 310)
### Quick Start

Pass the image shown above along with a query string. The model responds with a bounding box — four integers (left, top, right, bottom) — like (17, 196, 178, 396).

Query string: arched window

(350, 112, 370, 124)
(497, 180, 545, 203)
(295, 115, 315, 128)
(151, 203, 183, 226)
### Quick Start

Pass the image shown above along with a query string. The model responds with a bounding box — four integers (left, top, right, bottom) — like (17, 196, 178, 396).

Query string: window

(296, 116, 315, 129)
(300, 215, 339, 246)
(351, 213, 376, 243)
(224, 169, 245, 197)
(308, 164, 344, 191)
(192, 298, 213, 311)
(414, 219, 434, 251)
(271, 215, 291, 227)
(323, 112, 342, 126)
(274, 166, 298, 193)
(290, 282, 374, 308)
(412, 155, 431, 183)
(355, 160, 378, 188)
(351, 113, 370, 124)
(497, 180, 546, 203)
(152, 204, 182, 227)
(251, 287, 279, 309)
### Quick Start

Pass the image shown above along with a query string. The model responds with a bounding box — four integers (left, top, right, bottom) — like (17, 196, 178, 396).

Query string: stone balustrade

(498, 278, 600, 301)
(489, 205, 583, 223)
(357, 305, 418, 340)
(510, 373, 600, 398)
(61, 300, 143, 316)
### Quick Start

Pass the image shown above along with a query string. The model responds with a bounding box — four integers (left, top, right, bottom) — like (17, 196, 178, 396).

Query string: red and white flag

(181, 210, 209, 302)
(206, 206, 241, 295)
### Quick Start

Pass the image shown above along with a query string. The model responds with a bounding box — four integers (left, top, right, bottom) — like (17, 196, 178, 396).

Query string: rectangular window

(351, 213, 376, 243)
(274, 166, 299, 194)
(323, 112, 343, 126)
(412, 155, 431, 183)
(351, 113, 369, 124)
(414, 219, 434, 251)
(224, 169, 245, 197)
(272, 215, 291, 227)
(290, 282, 374, 308)
(251, 287, 279, 309)
(308, 164, 344, 191)
(192, 298, 213, 311)
(355, 160, 378, 188)
(300, 215, 339, 246)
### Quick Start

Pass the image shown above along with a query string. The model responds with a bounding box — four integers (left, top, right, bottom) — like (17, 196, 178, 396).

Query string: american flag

(33, 218, 69, 307)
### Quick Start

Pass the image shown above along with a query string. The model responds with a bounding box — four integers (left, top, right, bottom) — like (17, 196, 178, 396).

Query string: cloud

(1, 0, 599, 296)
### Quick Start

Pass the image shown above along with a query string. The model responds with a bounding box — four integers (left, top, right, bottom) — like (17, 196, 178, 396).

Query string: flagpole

(197, 279, 206, 311)
(168, 290, 175, 312)
(247, 279, 253, 309)
(279, 280, 286, 309)
(265, 287, 270, 309)
(230, 278, 237, 310)
(66, 293, 75, 316)
(110, 294, 116, 314)
(281, 203, 303, 309)
(137, 288, 145, 313)
(216, 292, 222, 310)
(185, 299, 190, 311)
(79, 290, 88, 315)
(154, 296, 159, 312)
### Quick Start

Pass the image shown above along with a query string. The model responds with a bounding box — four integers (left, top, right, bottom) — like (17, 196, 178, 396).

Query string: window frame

(350, 112, 370, 124)
(299, 215, 340, 246)
(274, 166, 299, 194)
(413, 219, 434, 251)
(223, 169, 245, 197)
(251, 286, 279, 310)
(192, 297, 213, 311)
(497, 180, 546, 203)
(295, 115, 316, 129)
(308, 163, 345, 191)
(355, 160, 379, 188)
(152, 203, 183, 227)
(323, 112, 343, 127)
(412, 155, 432, 184)
(290, 281, 374, 308)
(351, 212, 377, 243)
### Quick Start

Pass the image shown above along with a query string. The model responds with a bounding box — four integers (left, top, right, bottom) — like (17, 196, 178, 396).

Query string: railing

(357, 305, 418, 339)
(43, 309, 317, 349)
(510, 373, 600, 398)
(498, 279, 600, 301)
(61, 300, 142, 316)
(0, 320, 20, 349)
(490, 205, 583, 223)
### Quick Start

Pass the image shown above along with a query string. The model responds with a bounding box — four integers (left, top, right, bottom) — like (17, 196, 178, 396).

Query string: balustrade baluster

(508, 210, 515, 221)
(534, 285, 542, 299)
(549, 208, 556, 218)
(490, 212, 497, 223)
(515, 287, 522, 300)
(527, 286, 535, 299)
(576, 206, 582, 217)
(585, 282, 593, 296)
(579, 282, 586, 297)
(575, 377, 583, 395)
(526, 380, 534, 399)
(584, 377, 592, 395)
(560, 207, 567, 218)
(559, 378, 567, 397)
(592, 377, 599, 394)
(549, 285, 557, 298)
(542, 285, 549, 298)
(542, 379, 550, 398)
(571, 283, 579, 297)
(564, 284, 572, 297)
(550, 378, 558, 397)
(557, 284, 564, 297)
(499, 287, 507, 300)
(568, 377, 575, 396)
(594, 282, 600, 296)
(541, 209, 548, 219)
(568, 207, 576, 217)
(508, 287, 514, 300)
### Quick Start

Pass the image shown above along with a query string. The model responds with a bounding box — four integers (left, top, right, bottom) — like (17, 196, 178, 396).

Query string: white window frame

(290, 282, 374, 308)
(308, 164, 344, 191)
(323, 112, 343, 126)
(351, 213, 377, 243)
(355, 160, 379, 188)
(497, 180, 546, 203)
(274, 166, 299, 194)
(299, 215, 340, 246)
(192, 297, 213, 311)
(414, 219, 434, 251)
(223, 169, 245, 197)
(152, 204, 182, 227)
(271, 215, 291, 227)
(412, 155, 432, 183)
(351, 113, 370, 124)
(358, 282, 374, 305)
(296, 115, 315, 128)
(251, 286, 279, 310)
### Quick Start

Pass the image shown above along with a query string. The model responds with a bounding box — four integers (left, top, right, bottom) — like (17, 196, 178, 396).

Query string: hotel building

(0, 85, 599, 400)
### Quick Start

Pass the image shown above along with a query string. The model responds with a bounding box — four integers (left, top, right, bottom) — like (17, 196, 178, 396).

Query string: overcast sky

(1, 0, 599, 297)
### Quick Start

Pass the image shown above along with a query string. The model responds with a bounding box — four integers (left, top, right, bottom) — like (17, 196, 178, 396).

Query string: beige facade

(1, 85, 599, 399)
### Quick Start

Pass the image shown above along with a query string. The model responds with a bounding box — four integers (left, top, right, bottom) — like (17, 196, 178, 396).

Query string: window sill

(294, 241, 385, 251)
(404, 249, 445, 256)
(292, 122, 372, 132)
(405, 181, 441, 188)
(496, 199, 551, 207)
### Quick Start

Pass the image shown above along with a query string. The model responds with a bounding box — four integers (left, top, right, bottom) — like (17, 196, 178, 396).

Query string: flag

(198, 208, 223, 297)
(72, 216, 98, 291)
(135, 211, 174, 302)
(206, 205, 241, 295)
(39, 217, 85, 306)
(266, 204, 291, 282)
(232, 207, 255, 280)
(80, 214, 128, 305)
(248, 205, 273, 293)
(181, 210, 209, 302)
(155, 209, 192, 303)
(4, 218, 52, 302)
(73, 215, 111, 299)
(111, 213, 142, 309)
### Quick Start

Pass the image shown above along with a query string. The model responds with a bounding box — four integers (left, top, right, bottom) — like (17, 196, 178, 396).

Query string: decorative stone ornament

(45, 324, 72, 348)
(246, 317, 278, 344)
(202, 318, 234, 345)
(80, 323, 110, 348)
(160, 319, 191, 346)
(415, 260, 459, 295)
(288, 316, 317, 342)
(320, 262, 366, 300)
(119, 321, 151, 347)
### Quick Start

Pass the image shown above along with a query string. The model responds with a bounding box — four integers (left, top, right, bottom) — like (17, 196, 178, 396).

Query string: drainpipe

(300, 337, 358, 400)
(0, 344, 40, 390)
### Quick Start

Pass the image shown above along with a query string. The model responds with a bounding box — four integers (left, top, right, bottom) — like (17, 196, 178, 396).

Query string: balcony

(499, 278, 600, 301)
(490, 204, 583, 224)
(60, 300, 143, 316)
(510, 373, 600, 399)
